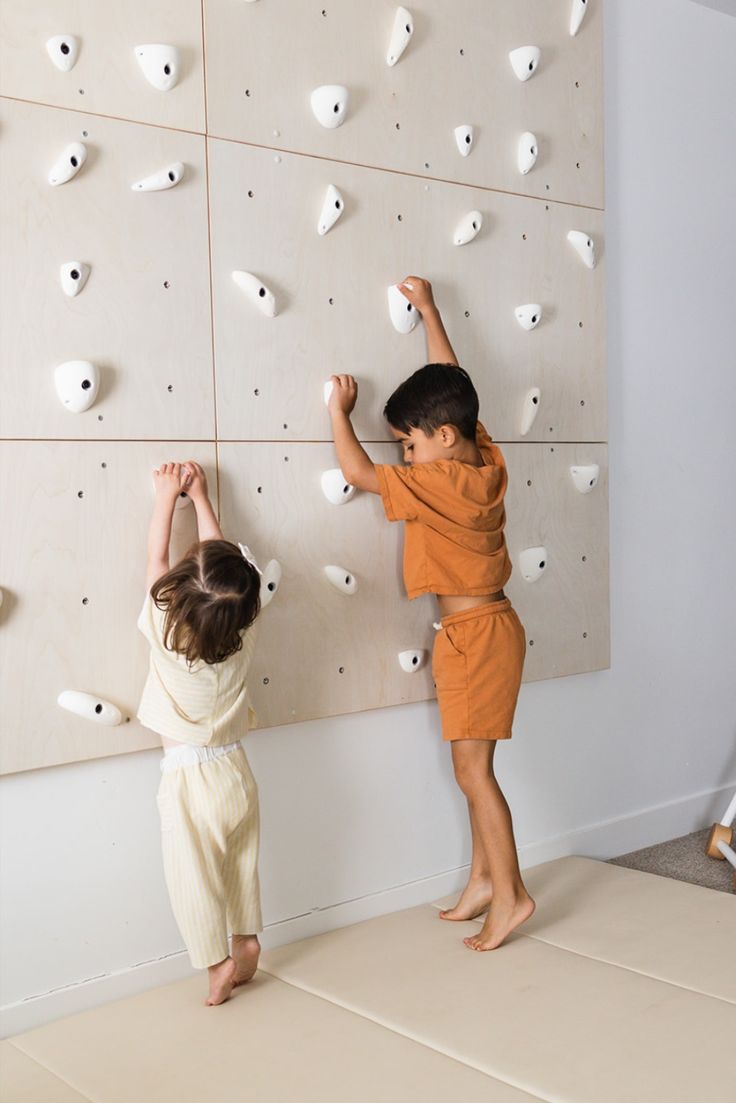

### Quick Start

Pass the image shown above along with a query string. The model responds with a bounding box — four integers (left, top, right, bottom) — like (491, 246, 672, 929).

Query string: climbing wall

(0, 0, 608, 773)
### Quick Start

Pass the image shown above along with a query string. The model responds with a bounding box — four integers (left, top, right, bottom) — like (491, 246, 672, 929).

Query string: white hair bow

(238, 543, 262, 575)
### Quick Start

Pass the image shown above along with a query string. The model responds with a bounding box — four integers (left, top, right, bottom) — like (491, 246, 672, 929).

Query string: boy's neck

(451, 437, 485, 467)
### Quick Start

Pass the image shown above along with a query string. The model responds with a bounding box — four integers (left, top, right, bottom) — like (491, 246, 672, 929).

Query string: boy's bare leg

(232, 934, 260, 986)
(205, 956, 237, 1006)
(450, 740, 535, 950)
(439, 804, 494, 921)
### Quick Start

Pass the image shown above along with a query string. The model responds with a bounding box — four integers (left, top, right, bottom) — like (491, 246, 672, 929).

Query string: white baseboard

(3, 780, 731, 1039)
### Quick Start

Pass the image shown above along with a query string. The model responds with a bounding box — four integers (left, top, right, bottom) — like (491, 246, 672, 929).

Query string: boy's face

(389, 424, 455, 465)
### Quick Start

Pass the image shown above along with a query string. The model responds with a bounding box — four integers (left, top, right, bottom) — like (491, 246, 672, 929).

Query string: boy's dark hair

(383, 363, 479, 441)
(150, 539, 261, 667)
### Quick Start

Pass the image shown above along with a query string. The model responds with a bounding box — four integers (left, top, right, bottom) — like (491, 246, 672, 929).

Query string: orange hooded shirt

(374, 422, 512, 600)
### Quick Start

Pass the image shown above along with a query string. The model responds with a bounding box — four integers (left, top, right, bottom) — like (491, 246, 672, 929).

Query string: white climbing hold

(388, 284, 419, 334)
(324, 565, 358, 595)
(259, 560, 282, 608)
(48, 142, 87, 186)
(509, 46, 541, 82)
(454, 125, 474, 157)
(46, 35, 80, 72)
(520, 387, 541, 436)
(515, 304, 543, 331)
(150, 472, 192, 510)
(570, 0, 589, 36)
(131, 162, 185, 192)
(310, 85, 349, 129)
(398, 649, 427, 673)
(321, 469, 356, 505)
(232, 271, 278, 317)
(60, 262, 90, 298)
(323, 380, 334, 406)
(570, 464, 600, 494)
(517, 132, 539, 174)
(453, 210, 483, 246)
(54, 360, 99, 413)
(317, 184, 345, 235)
(519, 547, 548, 583)
(134, 44, 181, 92)
(387, 7, 414, 66)
(57, 690, 122, 726)
(567, 230, 596, 269)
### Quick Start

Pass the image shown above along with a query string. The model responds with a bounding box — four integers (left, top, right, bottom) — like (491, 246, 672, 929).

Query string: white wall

(2, 0, 735, 1034)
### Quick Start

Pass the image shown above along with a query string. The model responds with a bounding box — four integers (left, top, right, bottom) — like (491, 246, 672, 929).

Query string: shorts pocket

(432, 624, 468, 691)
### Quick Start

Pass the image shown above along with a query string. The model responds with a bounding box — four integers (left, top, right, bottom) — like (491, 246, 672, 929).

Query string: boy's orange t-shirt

(374, 422, 512, 600)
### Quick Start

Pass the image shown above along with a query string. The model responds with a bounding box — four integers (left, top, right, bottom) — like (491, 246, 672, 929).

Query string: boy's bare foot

(232, 934, 260, 987)
(205, 956, 237, 1006)
(439, 878, 493, 922)
(463, 891, 535, 951)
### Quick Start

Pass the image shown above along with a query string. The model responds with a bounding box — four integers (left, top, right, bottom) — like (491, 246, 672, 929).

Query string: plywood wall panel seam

(204, 131, 605, 214)
(0, 94, 207, 138)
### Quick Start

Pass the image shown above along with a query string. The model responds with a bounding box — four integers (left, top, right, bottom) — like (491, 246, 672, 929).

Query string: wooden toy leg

(705, 823, 733, 859)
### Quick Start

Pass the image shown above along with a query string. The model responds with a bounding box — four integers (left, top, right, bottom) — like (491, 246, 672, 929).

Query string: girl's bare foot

(463, 891, 535, 951)
(439, 877, 493, 922)
(205, 956, 237, 1006)
(232, 934, 260, 987)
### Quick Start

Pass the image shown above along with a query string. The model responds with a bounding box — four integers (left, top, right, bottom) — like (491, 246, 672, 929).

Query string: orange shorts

(432, 599, 526, 741)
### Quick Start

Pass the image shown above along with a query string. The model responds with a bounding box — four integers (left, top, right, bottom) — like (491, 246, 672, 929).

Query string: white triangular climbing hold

(518, 132, 539, 174)
(54, 360, 99, 413)
(57, 690, 122, 726)
(453, 210, 483, 246)
(60, 262, 90, 298)
(310, 85, 349, 129)
(131, 162, 185, 192)
(515, 304, 543, 331)
(134, 44, 181, 92)
(398, 649, 427, 673)
(567, 230, 596, 269)
(323, 380, 334, 406)
(509, 46, 541, 82)
(570, 464, 600, 493)
(259, 560, 282, 607)
(232, 271, 278, 317)
(388, 284, 419, 334)
(46, 35, 79, 72)
(48, 142, 87, 186)
(570, 0, 589, 36)
(520, 387, 541, 436)
(387, 7, 414, 66)
(321, 469, 356, 505)
(317, 184, 345, 235)
(519, 547, 548, 583)
(324, 565, 358, 595)
(454, 125, 474, 157)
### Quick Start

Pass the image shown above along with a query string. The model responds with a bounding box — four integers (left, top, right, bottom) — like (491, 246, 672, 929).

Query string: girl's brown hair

(150, 539, 261, 666)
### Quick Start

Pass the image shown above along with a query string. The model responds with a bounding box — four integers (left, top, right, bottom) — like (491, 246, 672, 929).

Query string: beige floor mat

(260, 903, 736, 1103)
(0, 1041, 90, 1103)
(434, 855, 736, 1002)
(6, 972, 538, 1103)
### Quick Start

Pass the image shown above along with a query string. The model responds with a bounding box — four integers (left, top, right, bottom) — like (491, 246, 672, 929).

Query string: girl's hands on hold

(153, 462, 190, 502)
(182, 460, 208, 503)
(328, 374, 358, 416)
(397, 275, 435, 315)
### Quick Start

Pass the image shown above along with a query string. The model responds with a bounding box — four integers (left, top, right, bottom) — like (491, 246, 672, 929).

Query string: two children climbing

(139, 278, 533, 1003)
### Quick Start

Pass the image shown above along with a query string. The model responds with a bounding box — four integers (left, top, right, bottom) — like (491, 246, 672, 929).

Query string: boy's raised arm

(397, 276, 459, 367)
(327, 375, 380, 494)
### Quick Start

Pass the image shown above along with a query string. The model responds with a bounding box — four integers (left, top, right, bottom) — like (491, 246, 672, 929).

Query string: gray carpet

(609, 828, 734, 894)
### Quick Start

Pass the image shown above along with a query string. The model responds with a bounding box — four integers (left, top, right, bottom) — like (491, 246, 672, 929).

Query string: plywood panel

(219, 441, 608, 732)
(0, 99, 214, 441)
(209, 139, 606, 444)
(0, 0, 205, 132)
(204, 0, 603, 208)
(0, 441, 217, 774)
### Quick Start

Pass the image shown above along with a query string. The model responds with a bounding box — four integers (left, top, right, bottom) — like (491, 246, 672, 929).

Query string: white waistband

(160, 741, 241, 773)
